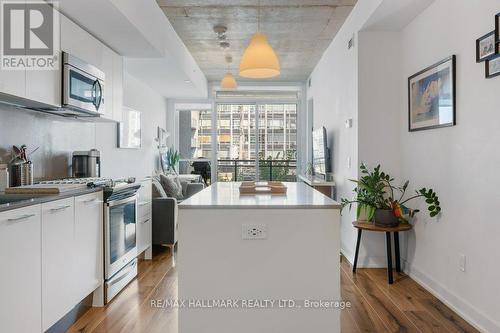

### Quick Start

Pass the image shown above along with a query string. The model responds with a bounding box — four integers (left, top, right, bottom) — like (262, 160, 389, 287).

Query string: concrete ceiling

(156, 0, 357, 83)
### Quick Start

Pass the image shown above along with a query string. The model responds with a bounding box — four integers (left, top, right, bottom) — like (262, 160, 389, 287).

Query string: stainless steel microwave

(62, 52, 105, 116)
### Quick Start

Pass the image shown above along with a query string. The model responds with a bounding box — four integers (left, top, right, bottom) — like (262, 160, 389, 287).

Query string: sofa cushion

(152, 179, 167, 198)
(159, 174, 184, 200)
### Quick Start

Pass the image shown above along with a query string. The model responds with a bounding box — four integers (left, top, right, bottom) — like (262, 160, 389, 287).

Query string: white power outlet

(242, 224, 267, 240)
(459, 254, 466, 272)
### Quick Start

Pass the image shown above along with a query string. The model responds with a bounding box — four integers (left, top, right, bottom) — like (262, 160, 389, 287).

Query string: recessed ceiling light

(184, 80, 191, 84)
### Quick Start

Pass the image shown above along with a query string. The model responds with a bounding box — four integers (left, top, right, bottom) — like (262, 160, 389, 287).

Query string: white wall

(357, 31, 403, 266)
(306, 0, 383, 267)
(399, 0, 500, 331)
(96, 72, 167, 180)
(309, 0, 500, 331)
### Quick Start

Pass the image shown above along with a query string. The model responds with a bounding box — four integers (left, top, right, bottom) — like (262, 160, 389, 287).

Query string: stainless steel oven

(104, 186, 139, 302)
(62, 52, 105, 116)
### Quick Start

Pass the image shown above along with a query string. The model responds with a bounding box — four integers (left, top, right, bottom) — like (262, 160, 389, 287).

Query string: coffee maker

(72, 149, 101, 178)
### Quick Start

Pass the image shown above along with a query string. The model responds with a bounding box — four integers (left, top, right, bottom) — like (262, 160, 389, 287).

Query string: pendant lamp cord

(258, 0, 260, 32)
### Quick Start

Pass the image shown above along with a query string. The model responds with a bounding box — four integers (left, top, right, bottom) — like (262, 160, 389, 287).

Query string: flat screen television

(312, 127, 329, 176)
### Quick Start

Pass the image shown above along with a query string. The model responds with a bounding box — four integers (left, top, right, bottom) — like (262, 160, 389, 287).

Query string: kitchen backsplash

(0, 104, 95, 181)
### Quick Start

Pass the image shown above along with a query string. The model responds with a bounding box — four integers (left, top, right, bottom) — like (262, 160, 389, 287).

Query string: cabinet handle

(141, 219, 150, 224)
(7, 214, 36, 222)
(82, 198, 103, 204)
(50, 205, 71, 213)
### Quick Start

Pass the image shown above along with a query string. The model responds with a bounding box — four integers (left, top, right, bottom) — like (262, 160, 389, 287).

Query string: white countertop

(179, 182, 341, 209)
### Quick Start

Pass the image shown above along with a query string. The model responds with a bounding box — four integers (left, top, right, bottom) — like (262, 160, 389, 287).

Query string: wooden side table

(352, 221, 412, 284)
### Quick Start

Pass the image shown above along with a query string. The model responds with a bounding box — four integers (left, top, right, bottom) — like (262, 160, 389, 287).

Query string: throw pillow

(152, 179, 167, 198)
(159, 174, 183, 200)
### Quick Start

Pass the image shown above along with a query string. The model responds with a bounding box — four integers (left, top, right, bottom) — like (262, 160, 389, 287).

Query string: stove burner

(38, 177, 136, 189)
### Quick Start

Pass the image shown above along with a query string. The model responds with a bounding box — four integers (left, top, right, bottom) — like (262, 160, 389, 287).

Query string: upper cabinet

(60, 14, 122, 122)
(60, 15, 104, 71)
(0, 68, 26, 100)
(0, 8, 123, 121)
(0, 2, 58, 106)
(25, 2, 61, 107)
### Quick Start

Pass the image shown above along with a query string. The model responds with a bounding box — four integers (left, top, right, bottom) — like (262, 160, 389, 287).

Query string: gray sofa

(152, 175, 204, 248)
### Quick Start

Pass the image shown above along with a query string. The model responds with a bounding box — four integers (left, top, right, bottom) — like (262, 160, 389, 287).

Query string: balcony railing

(217, 159, 297, 182)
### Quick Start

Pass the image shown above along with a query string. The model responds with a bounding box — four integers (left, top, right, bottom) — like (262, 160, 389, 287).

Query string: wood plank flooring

(67, 246, 479, 333)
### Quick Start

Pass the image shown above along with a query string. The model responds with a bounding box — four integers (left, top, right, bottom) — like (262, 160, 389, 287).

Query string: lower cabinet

(137, 215, 152, 254)
(137, 179, 152, 255)
(0, 205, 42, 333)
(74, 192, 104, 302)
(0, 192, 104, 333)
(41, 198, 76, 331)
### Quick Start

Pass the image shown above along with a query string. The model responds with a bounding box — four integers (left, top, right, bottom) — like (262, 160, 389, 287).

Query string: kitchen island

(178, 182, 342, 333)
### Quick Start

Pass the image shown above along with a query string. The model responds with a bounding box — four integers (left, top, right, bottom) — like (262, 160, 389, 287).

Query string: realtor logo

(1, 0, 59, 70)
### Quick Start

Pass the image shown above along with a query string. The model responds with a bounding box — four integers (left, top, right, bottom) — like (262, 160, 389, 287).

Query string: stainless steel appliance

(72, 149, 101, 178)
(62, 52, 105, 116)
(103, 182, 140, 303)
(35, 52, 105, 118)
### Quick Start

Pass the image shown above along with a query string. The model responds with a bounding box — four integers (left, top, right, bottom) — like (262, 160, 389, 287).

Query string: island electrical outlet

(242, 224, 267, 240)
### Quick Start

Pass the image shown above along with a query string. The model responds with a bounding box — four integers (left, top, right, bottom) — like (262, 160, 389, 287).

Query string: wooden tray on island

(239, 181, 287, 195)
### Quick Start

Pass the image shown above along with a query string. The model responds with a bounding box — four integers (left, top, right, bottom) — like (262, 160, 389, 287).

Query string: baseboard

(341, 247, 390, 268)
(404, 260, 500, 333)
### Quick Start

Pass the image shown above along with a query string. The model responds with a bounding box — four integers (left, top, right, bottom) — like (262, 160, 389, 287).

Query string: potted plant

(341, 164, 441, 226)
(165, 147, 180, 174)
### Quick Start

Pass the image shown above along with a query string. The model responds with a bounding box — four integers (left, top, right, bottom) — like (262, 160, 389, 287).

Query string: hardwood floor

(67, 246, 479, 333)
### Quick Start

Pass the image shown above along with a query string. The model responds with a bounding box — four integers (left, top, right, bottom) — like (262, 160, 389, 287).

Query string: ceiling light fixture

(239, 0, 280, 79)
(221, 56, 237, 90)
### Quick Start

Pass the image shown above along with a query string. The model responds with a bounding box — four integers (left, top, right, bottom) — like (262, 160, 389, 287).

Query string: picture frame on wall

(476, 31, 498, 62)
(408, 55, 456, 132)
(486, 53, 500, 78)
(118, 107, 142, 149)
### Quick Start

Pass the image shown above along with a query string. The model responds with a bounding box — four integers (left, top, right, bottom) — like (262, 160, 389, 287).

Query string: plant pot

(373, 209, 399, 227)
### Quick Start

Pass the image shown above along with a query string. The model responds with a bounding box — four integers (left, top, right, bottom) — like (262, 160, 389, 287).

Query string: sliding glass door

(216, 103, 297, 182)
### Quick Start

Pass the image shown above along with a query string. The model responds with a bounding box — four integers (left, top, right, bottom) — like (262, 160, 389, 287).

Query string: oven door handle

(106, 195, 137, 207)
(107, 260, 137, 286)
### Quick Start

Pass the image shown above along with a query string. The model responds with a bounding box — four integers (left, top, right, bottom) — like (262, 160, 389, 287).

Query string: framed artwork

(408, 55, 456, 132)
(496, 12, 500, 42)
(486, 53, 500, 78)
(118, 107, 142, 149)
(476, 31, 498, 62)
(157, 126, 169, 148)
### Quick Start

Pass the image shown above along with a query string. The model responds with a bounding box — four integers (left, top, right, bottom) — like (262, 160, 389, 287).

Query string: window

(216, 103, 297, 182)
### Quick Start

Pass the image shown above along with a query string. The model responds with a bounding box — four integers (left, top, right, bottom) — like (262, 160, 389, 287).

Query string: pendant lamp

(239, 1, 280, 79)
(221, 72, 237, 90)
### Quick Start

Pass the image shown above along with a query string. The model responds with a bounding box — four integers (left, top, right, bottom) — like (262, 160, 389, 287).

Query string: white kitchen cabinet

(101, 47, 114, 120)
(41, 197, 75, 332)
(0, 1, 25, 100)
(0, 68, 26, 99)
(112, 52, 124, 122)
(0, 205, 42, 333)
(25, 64, 61, 107)
(25, 2, 61, 107)
(137, 179, 152, 256)
(60, 15, 104, 71)
(74, 192, 104, 304)
(137, 215, 152, 255)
